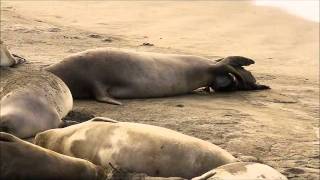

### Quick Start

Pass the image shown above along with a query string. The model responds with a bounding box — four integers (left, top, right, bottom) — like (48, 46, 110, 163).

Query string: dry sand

(1, 1, 319, 179)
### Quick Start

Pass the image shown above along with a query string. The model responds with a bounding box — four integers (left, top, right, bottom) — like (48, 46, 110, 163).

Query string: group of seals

(34, 117, 287, 180)
(34, 117, 237, 179)
(0, 47, 285, 179)
(0, 70, 73, 138)
(46, 48, 269, 105)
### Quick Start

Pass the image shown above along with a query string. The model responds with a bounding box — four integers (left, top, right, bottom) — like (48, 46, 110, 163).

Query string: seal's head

(210, 56, 270, 92)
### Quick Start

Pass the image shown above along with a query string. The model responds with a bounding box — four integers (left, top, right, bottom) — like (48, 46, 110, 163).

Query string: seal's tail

(12, 54, 27, 65)
(216, 56, 255, 67)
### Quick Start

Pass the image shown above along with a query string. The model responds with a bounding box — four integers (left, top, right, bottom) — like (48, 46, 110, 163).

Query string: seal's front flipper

(218, 56, 255, 67)
(96, 96, 122, 105)
(93, 82, 122, 105)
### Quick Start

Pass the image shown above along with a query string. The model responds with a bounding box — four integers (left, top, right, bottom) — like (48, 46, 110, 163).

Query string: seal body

(35, 117, 237, 179)
(192, 162, 287, 180)
(46, 48, 268, 105)
(0, 41, 26, 67)
(0, 132, 106, 180)
(0, 70, 73, 138)
(0, 42, 17, 67)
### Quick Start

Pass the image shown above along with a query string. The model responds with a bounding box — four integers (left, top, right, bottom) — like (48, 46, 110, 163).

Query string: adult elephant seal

(0, 70, 73, 139)
(0, 41, 26, 67)
(192, 162, 287, 180)
(0, 132, 107, 180)
(46, 48, 269, 105)
(35, 117, 237, 179)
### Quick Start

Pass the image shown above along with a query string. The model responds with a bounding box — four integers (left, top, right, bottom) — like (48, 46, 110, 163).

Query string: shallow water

(255, 0, 319, 22)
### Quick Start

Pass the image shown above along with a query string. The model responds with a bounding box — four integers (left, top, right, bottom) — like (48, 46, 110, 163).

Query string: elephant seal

(0, 41, 26, 67)
(46, 48, 269, 105)
(0, 70, 73, 138)
(192, 162, 287, 180)
(35, 117, 237, 179)
(0, 132, 107, 180)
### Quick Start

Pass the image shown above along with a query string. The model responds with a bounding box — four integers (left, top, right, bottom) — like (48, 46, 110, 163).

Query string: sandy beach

(1, 1, 319, 179)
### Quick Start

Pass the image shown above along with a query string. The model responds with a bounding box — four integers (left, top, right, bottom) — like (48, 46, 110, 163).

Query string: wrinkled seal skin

(192, 162, 288, 180)
(0, 70, 73, 138)
(35, 117, 237, 179)
(0, 132, 107, 180)
(46, 48, 269, 105)
(0, 41, 26, 67)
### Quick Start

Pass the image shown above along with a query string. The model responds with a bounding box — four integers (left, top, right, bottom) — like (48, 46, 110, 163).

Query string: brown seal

(46, 48, 269, 105)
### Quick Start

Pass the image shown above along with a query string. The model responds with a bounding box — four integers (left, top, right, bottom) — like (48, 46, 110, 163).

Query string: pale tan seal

(35, 117, 237, 179)
(0, 132, 107, 180)
(0, 70, 73, 138)
(0, 41, 26, 67)
(192, 162, 287, 180)
(46, 48, 269, 105)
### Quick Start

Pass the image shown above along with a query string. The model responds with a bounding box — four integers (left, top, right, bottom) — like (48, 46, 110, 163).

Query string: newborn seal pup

(192, 162, 287, 180)
(35, 117, 237, 179)
(0, 132, 107, 180)
(0, 41, 26, 67)
(0, 70, 73, 139)
(46, 48, 269, 105)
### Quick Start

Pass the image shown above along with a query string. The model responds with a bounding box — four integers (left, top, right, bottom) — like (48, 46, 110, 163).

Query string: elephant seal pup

(35, 117, 237, 179)
(0, 41, 26, 67)
(0, 70, 73, 139)
(46, 48, 269, 105)
(0, 132, 107, 180)
(192, 162, 287, 180)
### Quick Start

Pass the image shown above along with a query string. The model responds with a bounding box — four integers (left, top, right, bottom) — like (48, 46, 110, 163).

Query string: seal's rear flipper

(12, 54, 27, 65)
(217, 56, 255, 67)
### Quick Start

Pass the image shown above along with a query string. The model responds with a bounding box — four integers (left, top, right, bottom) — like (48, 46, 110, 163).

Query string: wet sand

(1, 1, 319, 179)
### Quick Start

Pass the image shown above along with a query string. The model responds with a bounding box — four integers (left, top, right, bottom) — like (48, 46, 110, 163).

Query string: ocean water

(255, 0, 319, 22)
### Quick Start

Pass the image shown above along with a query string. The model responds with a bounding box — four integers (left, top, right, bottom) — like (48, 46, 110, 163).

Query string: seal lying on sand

(192, 162, 287, 180)
(0, 70, 73, 139)
(46, 48, 269, 105)
(0, 41, 26, 67)
(0, 132, 107, 180)
(35, 117, 237, 179)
